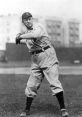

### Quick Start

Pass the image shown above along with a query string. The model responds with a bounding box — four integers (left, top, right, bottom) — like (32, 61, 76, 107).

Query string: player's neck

(27, 26, 33, 30)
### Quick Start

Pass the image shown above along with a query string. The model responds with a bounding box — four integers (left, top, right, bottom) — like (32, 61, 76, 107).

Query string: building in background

(0, 14, 81, 51)
(0, 14, 20, 62)
(45, 17, 65, 47)
(67, 19, 80, 47)
(0, 14, 82, 62)
(0, 14, 21, 45)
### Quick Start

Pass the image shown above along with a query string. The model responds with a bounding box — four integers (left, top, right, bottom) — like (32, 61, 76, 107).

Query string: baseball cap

(22, 12, 32, 20)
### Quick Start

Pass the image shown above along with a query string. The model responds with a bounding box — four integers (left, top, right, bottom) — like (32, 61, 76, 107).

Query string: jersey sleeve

(19, 23, 45, 39)
(32, 23, 44, 38)
(20, 23, 27, 34)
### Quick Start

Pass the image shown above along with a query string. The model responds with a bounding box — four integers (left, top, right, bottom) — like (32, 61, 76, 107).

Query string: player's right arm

(19, 24, 44, 40)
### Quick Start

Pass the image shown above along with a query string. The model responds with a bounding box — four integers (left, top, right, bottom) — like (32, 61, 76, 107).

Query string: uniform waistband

(30, 46, 50, 55)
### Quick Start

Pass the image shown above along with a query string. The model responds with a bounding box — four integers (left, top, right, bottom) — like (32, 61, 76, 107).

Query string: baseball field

(0, 73, 82, 117)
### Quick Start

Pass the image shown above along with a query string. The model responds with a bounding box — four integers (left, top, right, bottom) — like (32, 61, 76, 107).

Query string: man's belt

(31, 46, 50, 54)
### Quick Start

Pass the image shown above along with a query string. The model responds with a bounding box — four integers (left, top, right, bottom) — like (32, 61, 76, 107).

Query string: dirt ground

(0, 74, 82, 117)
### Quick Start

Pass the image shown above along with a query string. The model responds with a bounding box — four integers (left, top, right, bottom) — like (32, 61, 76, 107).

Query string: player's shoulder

(20, 23, 27, 33)
(33, 22, 45, 30)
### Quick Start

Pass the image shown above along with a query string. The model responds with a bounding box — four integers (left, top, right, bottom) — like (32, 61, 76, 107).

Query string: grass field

(0, 61, 81, 68)
(0, 74, 82, 117)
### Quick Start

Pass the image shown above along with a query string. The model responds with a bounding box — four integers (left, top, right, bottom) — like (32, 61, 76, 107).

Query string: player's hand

(15, 33, 22, 44)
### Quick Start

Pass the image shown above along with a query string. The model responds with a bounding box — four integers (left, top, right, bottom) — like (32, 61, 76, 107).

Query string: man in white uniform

(16, 12, 68, 117)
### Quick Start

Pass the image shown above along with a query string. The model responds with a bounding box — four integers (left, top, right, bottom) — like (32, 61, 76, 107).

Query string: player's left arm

(19, 25, 43, 40)
(19, 39, 26, 45)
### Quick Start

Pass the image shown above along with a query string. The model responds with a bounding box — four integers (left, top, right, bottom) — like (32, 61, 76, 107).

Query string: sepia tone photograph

(0, 0, 82, 117)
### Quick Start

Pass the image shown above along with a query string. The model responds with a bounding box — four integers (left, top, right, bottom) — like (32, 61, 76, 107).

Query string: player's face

(22, 17, 33, 29)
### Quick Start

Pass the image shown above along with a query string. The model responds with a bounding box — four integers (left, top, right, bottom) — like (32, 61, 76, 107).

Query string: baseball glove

(15, 33, 21, 44)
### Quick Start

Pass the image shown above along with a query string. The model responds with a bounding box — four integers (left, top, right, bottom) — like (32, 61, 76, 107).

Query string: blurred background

(0, 0, 82, 64)
(0, 1, 82, 117)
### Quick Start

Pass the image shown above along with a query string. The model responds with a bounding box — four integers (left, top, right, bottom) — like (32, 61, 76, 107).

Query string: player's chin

(27, 25, 32, 29)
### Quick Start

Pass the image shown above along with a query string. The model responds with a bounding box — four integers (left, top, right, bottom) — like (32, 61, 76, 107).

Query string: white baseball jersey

(20, 22, 51, 51)
(20, 21, 63, 98)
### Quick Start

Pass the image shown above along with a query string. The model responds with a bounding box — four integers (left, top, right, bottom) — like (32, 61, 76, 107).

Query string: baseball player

(16, 12, 68, 117)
